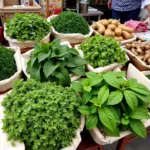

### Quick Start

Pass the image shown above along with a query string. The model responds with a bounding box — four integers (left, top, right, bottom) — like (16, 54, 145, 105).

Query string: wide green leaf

(71, 82, 83, 93)
(30, 63, 41, 81)
(86, 72, 98, 79)
(90, 106, 97, 114)
(98, 107, 117, 131)
(103, 73, 120, 89)
(124, 90, 138, 111)
(43, 61, 59, 78)
(82, 92, 92, 104)
(97, 85, 109, 106)
(70, 66, 85, 76)
(86, 115, 98, 129)
(129, 83, 150, 95)
(107, 91, 123, 105)
(130, 119, 146, 138)
(38, 51, 50, 63)
(78, 105, 91, 115)
(136, 93, 150, 103)
(55, 68, 71, 85)
(90, 75, 103, 86)
(130, 108, 150, 120)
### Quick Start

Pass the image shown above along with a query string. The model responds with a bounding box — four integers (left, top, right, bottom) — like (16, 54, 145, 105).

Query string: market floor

(103, 134, 150, 150)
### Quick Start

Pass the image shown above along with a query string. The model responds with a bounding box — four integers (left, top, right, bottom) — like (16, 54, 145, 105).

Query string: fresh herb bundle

(6, 13, 51, 42)
(72, 72, 150, 138)
(51, 11, 90, 35)
(0, 45, 16, 80)
(2, 79, 80, 150)
(79, 35, 127, 67)
(27, 39, 87, 85)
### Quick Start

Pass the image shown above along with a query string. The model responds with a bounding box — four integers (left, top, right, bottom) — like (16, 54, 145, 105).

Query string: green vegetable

(51, 11, 90, 35)
(146, 75, 150, 80)
(2, 79, 80, 150)
(27, 39, 87, 85)
(6, 13, 51, 42)
(79, 35, 127, 67)
(0, 45, 16, 80)
(72, 72, 150, 138)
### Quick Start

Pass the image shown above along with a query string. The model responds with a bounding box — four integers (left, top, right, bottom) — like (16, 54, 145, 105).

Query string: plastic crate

(0, 0, 42, 25)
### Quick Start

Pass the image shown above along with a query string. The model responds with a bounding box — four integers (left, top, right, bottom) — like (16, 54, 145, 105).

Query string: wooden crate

(0, 0, 42, 25)
(4, 0, 20, 6)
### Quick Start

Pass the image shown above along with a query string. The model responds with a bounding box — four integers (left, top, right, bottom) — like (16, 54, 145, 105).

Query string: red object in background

(0, 27, 4, 44)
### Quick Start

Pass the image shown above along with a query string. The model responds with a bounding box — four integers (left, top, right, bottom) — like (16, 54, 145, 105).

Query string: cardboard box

(0, 0, 42, 25)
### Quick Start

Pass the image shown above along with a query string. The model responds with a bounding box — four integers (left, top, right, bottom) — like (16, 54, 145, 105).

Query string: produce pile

(79, 35, 127, 67)
(72, 72, 150, 138)
(0, 45, 16, 81)
(6, 14, 51, 42)
(92, 19, 134, 41)
(27, 39, 87, 85)
(2, 79, 80, 150)
(125, 41, 150, 65)
(51, 11, 90, 35)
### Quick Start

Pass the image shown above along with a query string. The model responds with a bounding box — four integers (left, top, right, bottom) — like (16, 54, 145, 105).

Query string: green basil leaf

(38, 51, 50, 63)
(86, 72, 98, 79)
(129, 82, 150, 95)
(130, 108, 150, 120)
(97, 85, 109, 106)
(86, 114, 98, 129)
(124, 90, 138, 111)
(82, 92, 92, 104)
(130, 119, 146, 138)
(121, 117, 129, 125)
(136, 94, 150, 103)
(90, 106, 97, 114)
(78, 105, 91, 115)
(71, 82, 83, 93)
(98, 107, 117, 131)
(107, 91, 123, 105)
(70, 66, 85, 76)
(43, 61, 59, 78)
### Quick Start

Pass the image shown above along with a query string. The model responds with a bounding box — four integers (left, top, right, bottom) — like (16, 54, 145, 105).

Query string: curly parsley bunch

(2, 79, 80, 150)
(0, 45, 16, 80)
(51, 11, 90, 35)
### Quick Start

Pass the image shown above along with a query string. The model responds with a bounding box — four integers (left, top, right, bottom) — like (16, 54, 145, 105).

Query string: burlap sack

(47, 15, 93, 44)
(127, 63, 150, 90)
(0, 47, 22, 92)
(4, 24, 51, 49)
(0, 90, 85, 150)
(75, 45, 129, 73)
(21, 41, 80, 81)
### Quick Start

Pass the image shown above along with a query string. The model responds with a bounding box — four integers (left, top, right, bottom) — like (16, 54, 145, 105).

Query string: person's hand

(108, 0, 112, 9)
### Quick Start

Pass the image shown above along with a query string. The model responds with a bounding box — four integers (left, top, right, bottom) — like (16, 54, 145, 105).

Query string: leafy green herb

(0, 45, 16, 80)
(6, 13, 51, 42)
(2, 79, 80, 150)
(51, 11, 90, 35)
(79, 35, 127, 67)
(72, 72, 150, 138)
(27, 39, 87, 85)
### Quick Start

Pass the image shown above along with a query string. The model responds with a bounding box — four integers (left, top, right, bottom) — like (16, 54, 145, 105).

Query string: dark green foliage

(146, 75, 150, 80)
(2, 79, 80, 150)
(80, 35, 128, 67)
(27, 39, 87, 85)
(72, 72, 150, 138)
(6, 13, 51, 42)
(51, 11, 90, 35)
(0, 45, 16, 80)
